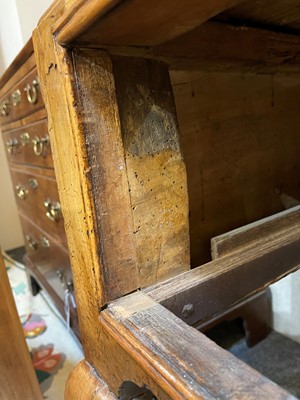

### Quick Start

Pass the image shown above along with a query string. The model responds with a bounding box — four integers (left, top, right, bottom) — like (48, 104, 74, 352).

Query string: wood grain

(113, 56, 190, 286)
(0, 51, 35, 96)
(72, 49, 139, 300)
(152, 21, 300, 72)
(3, 119, 53, 169)
(171, 69, 300, 266)
(211, 205, 300, 259)
(0, 68, 44, 126)
(33, 0, 109, 360)
(9, 165, 67, 248)
(1, 108, 47, 132)
(65, 360, 117, 400)
(0, 252, 43, 400)
(102, 291, 295, 400)
(55, 0, 246, 47)
(145, 207, 300, 326)
(219, 0, 300, 33)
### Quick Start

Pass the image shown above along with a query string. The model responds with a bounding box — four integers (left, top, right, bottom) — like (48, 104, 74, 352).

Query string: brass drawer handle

(43, 198, 62, 222)
(15, 184, 28, 200)
(11, 89, 21, 106)
(6, 138, 19, 154)
(24, 78, 39, 104)
(1, 99, 10, 116)
(32, 135, 49, 156)
(25, 235, 38, 251)
(40, 235, 50, 248)
(20, 132, 30, 146)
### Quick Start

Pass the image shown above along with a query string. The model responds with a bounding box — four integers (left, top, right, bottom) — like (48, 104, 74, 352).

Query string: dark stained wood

(102, 291, 295, 400)
(171, 69, 300, 266)
(219, 0, 300, 33)
(0, 252, 43, 400)
(9, 165, 67, 248)
(3, 119, 53, 169)
(112, 56, 190, 286)
(55, 0, 246, 47)
(24, 254, 80, 338)
(145, 208, 300, 326)
(211, 205, 300, 259)
(152, 21, 300, 72)
(197, 289, 272, 348)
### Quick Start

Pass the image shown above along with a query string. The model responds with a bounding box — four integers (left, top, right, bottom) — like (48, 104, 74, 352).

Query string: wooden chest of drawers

(0, 39, 79, 337)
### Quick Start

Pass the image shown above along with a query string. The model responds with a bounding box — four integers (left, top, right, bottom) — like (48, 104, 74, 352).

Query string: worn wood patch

(113, 56, 190, 286)
(72, 49, 139, 300)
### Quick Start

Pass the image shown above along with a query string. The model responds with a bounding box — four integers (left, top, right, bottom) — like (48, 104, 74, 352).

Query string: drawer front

(3, 119, 53, 168)
(0, 68, 44, 125)
(10, 168, 67, 248)
(20, 216, 72, 303)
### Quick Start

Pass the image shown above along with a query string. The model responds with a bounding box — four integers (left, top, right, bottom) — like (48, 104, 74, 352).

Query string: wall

(0, 0, 52, 250)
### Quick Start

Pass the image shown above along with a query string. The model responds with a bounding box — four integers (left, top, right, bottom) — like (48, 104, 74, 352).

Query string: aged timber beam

(152, 21, 300, 72)
(144, 206, 300, 326)
(101, 291, 296, 400)
(54, 0, 247, 47)
(211, 205, 300, 259)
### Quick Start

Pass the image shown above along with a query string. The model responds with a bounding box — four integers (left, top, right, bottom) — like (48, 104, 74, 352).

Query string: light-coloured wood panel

(112, 56, 190, 286)
(55, 0, 246, 46)
(171, 70, 300, 266)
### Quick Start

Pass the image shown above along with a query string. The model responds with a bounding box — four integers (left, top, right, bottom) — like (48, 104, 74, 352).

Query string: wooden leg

(65, 360, 117, 400)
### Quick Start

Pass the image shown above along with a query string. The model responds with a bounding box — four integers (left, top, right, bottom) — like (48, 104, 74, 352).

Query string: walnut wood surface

(152, 20, 300, 72)
(3, 119, 53, 168)
(0, 68, 44, 126)
(102, 291, 295, 400)
(32, 1, 300, 398)
(33, 1, 108, 360)
(24, 254, 80, 338)
(71, 49, 139, 299)
(55, 0, 246, 47)
(9, 165, 67, 248)
(65, 361, 117, 400)
(171, 69, 300, 266)
(0, 252, 43, 400)
(112, 55, 190, 286)
(1, 108, 47, 132)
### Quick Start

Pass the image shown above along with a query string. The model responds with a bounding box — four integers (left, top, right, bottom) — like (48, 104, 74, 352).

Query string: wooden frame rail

(100, 291, 296, 400)
(145, 206, 300, 326)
